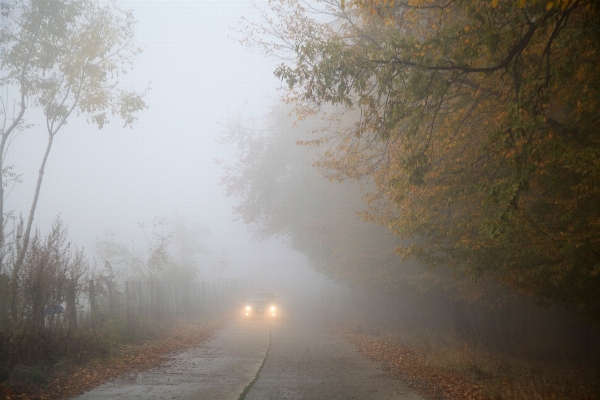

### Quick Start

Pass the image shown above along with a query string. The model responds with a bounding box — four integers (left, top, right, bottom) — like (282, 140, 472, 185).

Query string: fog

(1, 2, 598, 397)
(3, 1, 323, 289)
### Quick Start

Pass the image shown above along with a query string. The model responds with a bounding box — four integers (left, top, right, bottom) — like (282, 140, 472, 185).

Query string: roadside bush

(0, 215, 235, 394)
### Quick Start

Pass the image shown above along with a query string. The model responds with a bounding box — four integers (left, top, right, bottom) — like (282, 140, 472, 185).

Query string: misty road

(73, 306, 425, 400)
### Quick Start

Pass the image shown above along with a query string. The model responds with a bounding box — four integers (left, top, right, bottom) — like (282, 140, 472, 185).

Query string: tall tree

(222, 105, 438, 295)
(221, 104, 520, 343)
(242, 0, 600, 319)
(1, 0, 147, 320)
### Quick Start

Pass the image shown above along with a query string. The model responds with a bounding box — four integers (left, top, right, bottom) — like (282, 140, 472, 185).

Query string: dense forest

(223, 0, 600, 358)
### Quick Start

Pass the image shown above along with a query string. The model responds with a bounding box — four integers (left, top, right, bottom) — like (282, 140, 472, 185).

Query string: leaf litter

(338, 328, 600, 400)
(340, 329, 486, 400)
(0, 321, 220, 400)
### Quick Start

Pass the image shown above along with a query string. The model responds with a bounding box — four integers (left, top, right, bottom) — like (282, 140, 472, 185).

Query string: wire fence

(42, 278, 242, 332)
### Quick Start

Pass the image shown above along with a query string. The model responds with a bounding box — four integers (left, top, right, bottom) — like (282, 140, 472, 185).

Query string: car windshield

(248, 293, 276, 302)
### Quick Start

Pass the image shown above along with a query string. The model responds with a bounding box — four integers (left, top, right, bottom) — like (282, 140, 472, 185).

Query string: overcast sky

(3, 1, 322, 288)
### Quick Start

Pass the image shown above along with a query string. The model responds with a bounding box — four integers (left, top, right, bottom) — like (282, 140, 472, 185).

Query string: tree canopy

(221, 103, 518, 340)
(241, 0, 600, 319)
(221, 106, 429, 295)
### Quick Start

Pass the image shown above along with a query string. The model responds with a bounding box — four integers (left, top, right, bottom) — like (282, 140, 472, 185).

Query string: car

(244, 292, 278, 318)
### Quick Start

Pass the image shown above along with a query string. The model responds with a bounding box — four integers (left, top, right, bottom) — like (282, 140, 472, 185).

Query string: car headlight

(245, 306, 252, 311)
(269, 305, 276, 312)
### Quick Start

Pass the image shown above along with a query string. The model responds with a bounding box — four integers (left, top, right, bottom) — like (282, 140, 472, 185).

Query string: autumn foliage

(238, 0, 600, 320)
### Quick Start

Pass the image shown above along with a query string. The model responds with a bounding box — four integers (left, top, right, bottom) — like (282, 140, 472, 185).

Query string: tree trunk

(567, 316, 592, 361)
(494, 299, 512, 353)
(4, 27, 43, 319)
(11, 133, 55, 321)
(449, 298, 475, 338)
(66, 278, 77, 331)
(0, 24, 39, 257)
(469, 302, 482, 340)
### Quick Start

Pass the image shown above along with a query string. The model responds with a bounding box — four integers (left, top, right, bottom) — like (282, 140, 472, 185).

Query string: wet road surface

(73, 308, 426, 400)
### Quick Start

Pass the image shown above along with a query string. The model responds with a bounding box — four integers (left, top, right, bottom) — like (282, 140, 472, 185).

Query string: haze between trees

(230, 0, 600, 321)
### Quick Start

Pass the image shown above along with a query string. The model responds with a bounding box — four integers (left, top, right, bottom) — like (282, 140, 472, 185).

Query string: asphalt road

(73, 307, 426, 400)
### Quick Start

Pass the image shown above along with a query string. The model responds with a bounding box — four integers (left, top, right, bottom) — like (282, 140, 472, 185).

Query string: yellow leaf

(491, 0, 499, 7)
(546, 1, 553, 11)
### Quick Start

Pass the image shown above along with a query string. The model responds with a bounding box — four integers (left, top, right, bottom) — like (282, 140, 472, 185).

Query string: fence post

(89, 278, 96, 327)
(137, 281, 142, 317)
(125, 281, 132, 329)
(66, 278, 77, 331)
(107, 279, 114, 316)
